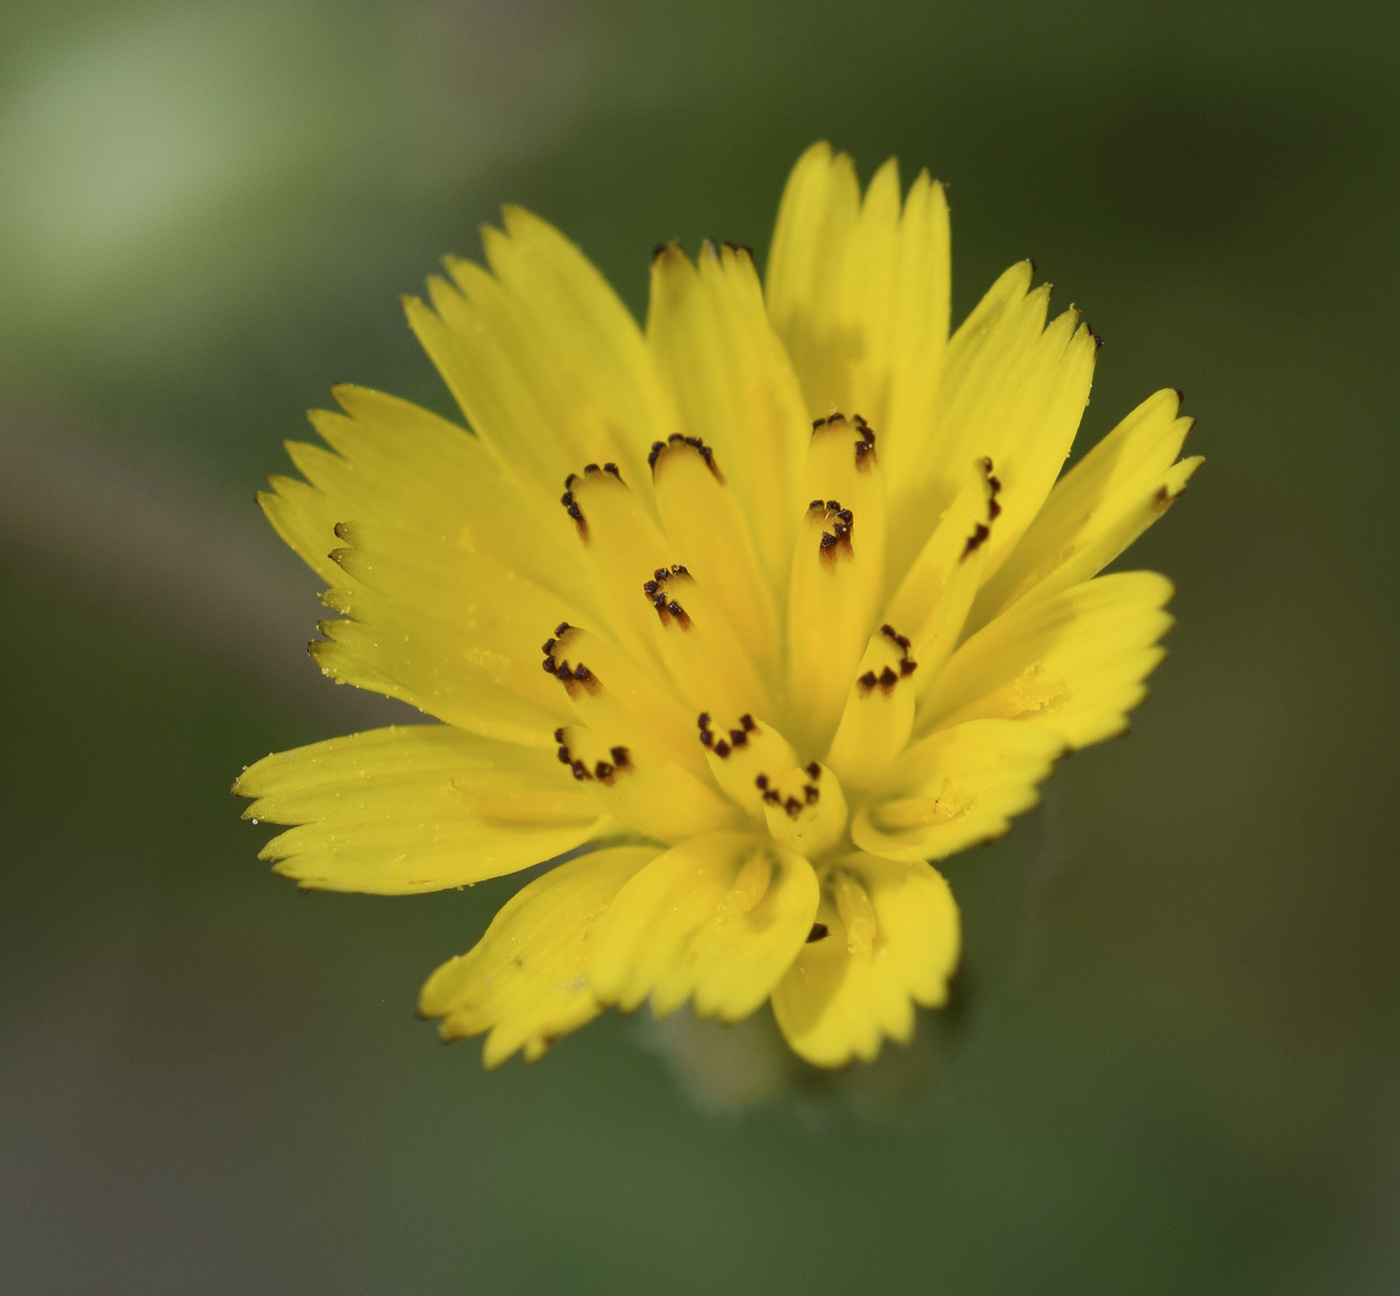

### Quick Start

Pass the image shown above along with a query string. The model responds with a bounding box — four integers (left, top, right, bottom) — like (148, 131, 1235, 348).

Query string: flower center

(535, 413, 939, 862)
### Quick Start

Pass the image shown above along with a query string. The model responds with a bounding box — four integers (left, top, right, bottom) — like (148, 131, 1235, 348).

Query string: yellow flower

(234, 142, 1201, 1069)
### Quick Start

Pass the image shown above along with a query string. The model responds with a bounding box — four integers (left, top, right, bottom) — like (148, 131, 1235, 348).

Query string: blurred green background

(2, 0, 1398, 1291)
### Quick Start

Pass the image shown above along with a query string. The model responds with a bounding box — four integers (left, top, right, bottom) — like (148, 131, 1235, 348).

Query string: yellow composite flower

(235, 143, 1202, 1069)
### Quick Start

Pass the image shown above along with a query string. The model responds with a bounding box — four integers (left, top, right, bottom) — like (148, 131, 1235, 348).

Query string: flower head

(235, 143, 1201, 1068)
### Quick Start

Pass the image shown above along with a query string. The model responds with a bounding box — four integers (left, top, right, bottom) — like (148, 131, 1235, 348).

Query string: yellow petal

(851, 718, 1063, 862)
(888, 265, 1096, 589)
(555, 724, 744, 844)
(404, 207, 673, 522)
(648, 240, 809, 589)
(885, 454, 999, 688)
(761, 761, 848, 861)
(967, 388, 1202, 632)
(825, 627, 918, 795)
(918, 571, 1176, 750)
(764, 141, 861, 417)
(649, 434, 780, 677)
(420, 845, 658, 1067)
(641, 564, 773, 722)
(785, 497, 874, 756)
(261, 384, 587, 609)
(234, 725, 604, 894)
(589, 832, 818, 1023)
(315, 517, 581, 745)
(700, 712, 800, 819)
(544, 623, 711, 781)
(765, 144, 950, 486)
(555, 462, 676, 671)
(771, 854, 960, 1066)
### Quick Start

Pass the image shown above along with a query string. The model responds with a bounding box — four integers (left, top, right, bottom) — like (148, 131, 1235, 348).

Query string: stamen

(544, 624, 710, 781)
(648, 432, 725, 483)
(555, 721, 742, 844)
(827, 623, 920, 793)
(961, 522, 991, 560)
(761, 761, 848, 856)
(646, 566, 771, 718)
(883, 455, 1000, 689)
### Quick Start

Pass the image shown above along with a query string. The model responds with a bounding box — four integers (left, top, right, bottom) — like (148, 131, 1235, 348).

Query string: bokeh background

(3, 1, 1398, 1291)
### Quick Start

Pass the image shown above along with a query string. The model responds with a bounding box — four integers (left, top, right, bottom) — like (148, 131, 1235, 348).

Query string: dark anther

(671, 563, 688, 575)
(803, 784, 820, 804)
(826, 499, 840, 510)
(652, 593, 667, 610)
(564, 473, 579, 489)
(560, 490, 573, 506)
(652, 242, 669, 262)
(654, 568, 669, 581)
(594, 761, 614, 782)
(566, 502, 583, 522)
(573, 664, 591, 682)
(784, 796, 802, 818)
(542, 655, 557, 673)
(806, 762, 821, 779)
(555, 660, 572, 678)
(700, 730, 714, 747)
(879, 666, 898, 688)
(836, 509, 853, 524)
(900, 658, 918, 677)
(570, 760, 593, 781)
(755, 774, 769, 789)
(728, 729, 748, 747)
(553, 727, 566, 743)
(961, 522, 991, 560)
(556, 746, 571, 764)
(643, 579, 659, 596)
(603, 462, 622, 479)
(820, 532, 838, 550)
(542, 638, 556, 654)
(697, 712, 711, 729)
(740, 714, 756, 731)
(806, 922, 830, 943)
(762, 789, 781, 805)
(808, 498, 825, 511)
(610, 746, 631, 768)
(584, 462, 601, 474)
(668, 432, 684, 443)
(555, 622, 571, 636)
(859, 670, 878, 689)
(648, 440, 665, 466)
(667, 600, 683, 617)
(714, 740, 731, 758)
